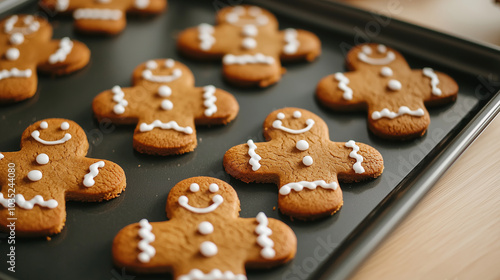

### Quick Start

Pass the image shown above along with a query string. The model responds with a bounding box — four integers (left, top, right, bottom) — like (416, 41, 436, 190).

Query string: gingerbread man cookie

(0, 119, 126, 237)
(92, 59, 239, 155)
(0, 14, 90, 103)
(113, 177, 296, 279)
(39, 0, 167, 35)
(316, 43, 459, 140)
(177, 5, 321, 87)
(224, 108, 384, 221)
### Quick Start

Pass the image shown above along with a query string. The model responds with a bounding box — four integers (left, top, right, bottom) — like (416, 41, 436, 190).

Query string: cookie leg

(222, 58, 283, 88)
(133, 122, 198, 155)
(0, 72, 38, 103)
(278, 187, 343, 221)
(74, 17, 127, 35)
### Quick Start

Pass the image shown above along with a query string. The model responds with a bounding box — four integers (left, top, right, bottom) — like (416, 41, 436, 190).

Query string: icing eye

(293, 111, 302, 118)
(158, 85, 172, 97)
(209, 183, 219, 193)
(60, 122, 70, 130)
(361, 45, 372, 55)
(378, 44, 387, 53)
(277, 113, 285, 120)
(40, 121, 48, 129)
(165, 59, 175, 68)
(145, 60, 157, 70)
(190, 183, 200, 192)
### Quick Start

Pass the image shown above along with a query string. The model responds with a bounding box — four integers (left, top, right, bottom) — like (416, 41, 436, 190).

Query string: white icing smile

(31, 122, 72, 145)
(178, 194, 224, 214)
(272, 112, 315, 134)
(358, 44, 396, 65)
(142, 59, 182, 83)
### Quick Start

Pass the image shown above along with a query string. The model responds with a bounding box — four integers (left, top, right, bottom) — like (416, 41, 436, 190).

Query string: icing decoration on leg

(137, 219, 156, 263)
(246, 140, 261, 171)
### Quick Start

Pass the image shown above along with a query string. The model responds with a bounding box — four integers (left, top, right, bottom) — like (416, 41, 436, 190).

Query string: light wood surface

(338, 1, 500, 279)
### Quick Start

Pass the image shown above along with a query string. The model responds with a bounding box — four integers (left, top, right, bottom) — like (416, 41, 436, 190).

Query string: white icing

(283, 28, 299, 55)
(96, 0, 111, 3)
(361, 45, 372, 55)
(380, 67, 393, 77)
(198, 23, 215, 51)
(0, 193, 58, 209)
(27, 170, 42, 181)
(422, 67, 442, 96)
(209, 183, 219, 193)
(134, 0, 150, 9)
(225, 6, 268, 26)
(177, 269, 247, 280)
(296, 140, 309, 151)
(111, 86, 128, 115)
(255, 212, 275, 259)
(146, 60, 158, 69)
(377, 44, 387, 53)
(161, 100, 173, 111)
(0, 68, 32, 80)
(0, 153, 4, 160)
(31, 130, 72, 145)
(60, 122, 70, 130)
(279, 180, 338, 195)
(371, 106, 425, 120)
(55, 0, 69, 12)
(137, 219, 156, 263)
(165, 59, 175, 68)
(5, 48, 19, 61)
(203, 85, 217, 117)
(198, 221, 214, 235)
(335, 73, 353, 100)
(272, 119, 315, 134)
(241, 37, 257, 49)
(387, 79, 402, 91)
(302, 156, 313, 167)
(73, 9, 123, 21)
(158, 85, 172, 97)
(247, 140, 261, 171)
(276, 113, 285, 120)
(190, 183, 200, 192)
(139, 120, 193, 134)
(200, 241, 218, 257)
(36, 153, 49, 165)
(49, 37, 73, 64)
(9, 33, 24, 45)
(242, 24, 258, 37)
(345, 140, 365, 174)
(142, 60, 182, 83)
(223, 53, 274, 65)
(358, 44, 395, 65)
(4, 15, 40, 35)
(178, 194, 223, 214)
(40, 121, 48, 129)
(293, 111, 301, 118)
(83, 161, 105, 187)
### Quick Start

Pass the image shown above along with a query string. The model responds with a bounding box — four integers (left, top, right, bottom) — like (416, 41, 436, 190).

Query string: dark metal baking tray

(1, 0, 499, 279)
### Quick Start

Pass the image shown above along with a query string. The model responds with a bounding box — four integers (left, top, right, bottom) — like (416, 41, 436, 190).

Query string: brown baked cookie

(223, 108, 384, 221)
(0, 119, 126, 237)
(113, 177, 296, 279)
(177, 5, 321, 87)
(39, 0, 167, 35)
(316, 43, 459, 140)
(0, 14, 90, 103)
(92, 59, 239, 155)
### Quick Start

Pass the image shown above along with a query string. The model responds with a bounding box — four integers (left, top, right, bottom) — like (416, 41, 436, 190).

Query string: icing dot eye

(293, 111, 302, 118)
(209, 183, 219, 193)
(189, 183, 200, 192)
(361, 45, 372, 55)
(36, 153, 49, 165)
(145, 60, 157, 70)
(60, 122, 70, 130)
(158, 85, 172, 97)
(378, 44, 387, 53)
(277, 113, 285, 120)
(296, 140, 309, 151)
(302, 156, 313, 166)
(165, 59, 175, 68)
(40, 121, 48, 129)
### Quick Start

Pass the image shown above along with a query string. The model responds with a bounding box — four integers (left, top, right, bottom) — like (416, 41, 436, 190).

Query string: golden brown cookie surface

(112, 177, 296, 279)
(0, 119, 126, 237)
(316, 43, 459, 140)
(177, 5, 321, 87)
(224, 108, 384, 221)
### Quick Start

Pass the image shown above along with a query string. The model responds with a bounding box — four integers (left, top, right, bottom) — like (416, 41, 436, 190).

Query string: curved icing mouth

(272, 119, 315, 134)
(357, 44, 396, 65)
(31, 130, 72, 145)
(142, 59, 182, 83)
(178, 194, 223, 214)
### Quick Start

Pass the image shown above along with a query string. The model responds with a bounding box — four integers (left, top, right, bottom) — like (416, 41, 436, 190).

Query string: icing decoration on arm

(279, 180, 338, 195)
(73, 9, 123, 21)
(422, 67, 442, 96)
(0, 68, 32, 80)
(272, 118, 315, 134)
(139, 120, 194, 134)
(31, 129, 72, 145)
(223, 53, 274, 65)
(283, 29, 299, 55)
(178, 194, 224, 214)
(111, 86, 128, 115)
(335, 73, 353, 100)
(202, 85, 217, 117)
(198, 23, 215, 51)
(371, 106, 425, 120)
(83, 161, 105, 187)
(0, 193, 58, 209)
(358, 44, 395, 65)
(247, 140, 261, 171)
(178, 269, 247, 280)
(55, 0, 69, 12)
(142, 59, 182, 83)
(200, 241, 218, 257)
(134, 0, 150, 9)
(137, 219, 156, 263)
(49, 37, 74, 64)
(255, 212, 275, 259)
(387, 79, 402, 91)
(345, 140, 365, 174)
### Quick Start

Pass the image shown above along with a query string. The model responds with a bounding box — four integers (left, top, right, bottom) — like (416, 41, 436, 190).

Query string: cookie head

(166, 177, 240, 219)
(20, 119, 89, 158)
(347, 43, 409, 71)
(2, 15, 51, 44)
(216, 5, 278, 29)
(263, 108, 329, 141)
(132, 59, 194, 88)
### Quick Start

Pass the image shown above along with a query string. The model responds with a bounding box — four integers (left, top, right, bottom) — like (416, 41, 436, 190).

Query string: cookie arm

(280, 29, 321, 62)
(332, 141, 384, 182)
(316, 71, 370, 111)
(93, 86, 144, 125)
(193, 86, 239, 125)
(177, 25, 237, 60)
(414, 69, 459, 105)
(37, 38, 90, 76)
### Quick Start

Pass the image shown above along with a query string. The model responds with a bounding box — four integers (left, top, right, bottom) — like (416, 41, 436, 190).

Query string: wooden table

(337, 1, 500, 279)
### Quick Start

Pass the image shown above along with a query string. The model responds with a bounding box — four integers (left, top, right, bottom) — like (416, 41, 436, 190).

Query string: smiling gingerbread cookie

(177, 5, 321, 87)
(316, 43, 459, 140)
(224, 108, 384, 220)
(0, 119, 126, 237)
(112, 177, 296, 279)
